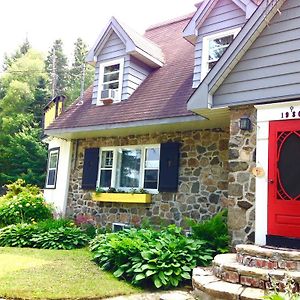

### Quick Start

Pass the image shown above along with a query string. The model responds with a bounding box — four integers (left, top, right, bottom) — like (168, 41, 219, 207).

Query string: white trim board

(255, 99, 300, 245)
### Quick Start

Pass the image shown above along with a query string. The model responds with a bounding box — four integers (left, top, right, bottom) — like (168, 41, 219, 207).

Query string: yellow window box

(91, 192, 152, 204)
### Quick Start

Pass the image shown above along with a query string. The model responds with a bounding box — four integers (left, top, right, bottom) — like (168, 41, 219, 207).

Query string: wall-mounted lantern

(239, 117, 252, 131)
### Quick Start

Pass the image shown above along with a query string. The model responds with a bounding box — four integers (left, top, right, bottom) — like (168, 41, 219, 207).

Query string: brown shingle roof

(47, 17, 195, 130)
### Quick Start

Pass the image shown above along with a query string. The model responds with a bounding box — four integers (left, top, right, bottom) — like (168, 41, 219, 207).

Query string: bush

(0, 179, 40, 205)
(90, 225, 212, 289)
(187, 210, 229, 255)
(0, 192, 53, 226)
(0, 219, 90, 249)
(0, 179, 53, 227)
(0, 223, 36, 247)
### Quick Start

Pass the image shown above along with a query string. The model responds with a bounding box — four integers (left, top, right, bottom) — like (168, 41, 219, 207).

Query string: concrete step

(213, 253, 300, 289)
(236, 244, 300, 270)
(192, 267, 266, 300)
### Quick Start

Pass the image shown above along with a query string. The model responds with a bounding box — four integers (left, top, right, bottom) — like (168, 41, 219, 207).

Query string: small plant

(187, 210, 229, 255)
(0, 223, 36, 247)
(0, 219, 90, 250)
(264, 273, 300, 300)
(90, 225, 212, 289)
(75, 214, 97, 238)
(95, 187, 148, 194)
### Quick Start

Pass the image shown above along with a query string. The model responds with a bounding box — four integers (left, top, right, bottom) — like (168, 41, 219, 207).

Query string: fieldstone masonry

(227, 105, 257, 246)
(67, 129, 229, 228)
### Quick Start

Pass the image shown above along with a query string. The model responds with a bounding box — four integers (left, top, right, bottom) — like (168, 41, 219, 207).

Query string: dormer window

(201, 28, 240, 80)
(98, 58, 124, 104)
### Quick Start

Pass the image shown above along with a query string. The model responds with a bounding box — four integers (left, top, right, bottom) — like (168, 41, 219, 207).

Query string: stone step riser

(237, 253, 300, 271)
(213, 262, 300, 291)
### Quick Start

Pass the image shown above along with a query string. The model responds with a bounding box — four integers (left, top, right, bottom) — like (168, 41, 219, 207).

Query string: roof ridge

(145, 12, 194, 32)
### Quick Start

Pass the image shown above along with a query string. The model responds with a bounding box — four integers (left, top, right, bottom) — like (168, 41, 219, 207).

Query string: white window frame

(45, 148, 60, 189)
(96, 144, 160, 193)
(201, 28, 240, 80)
(97, 58, 124, 102)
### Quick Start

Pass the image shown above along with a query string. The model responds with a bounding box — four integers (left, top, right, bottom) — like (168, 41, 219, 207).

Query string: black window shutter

(158, 142, 180, 193)
(82, 148, 100, 190)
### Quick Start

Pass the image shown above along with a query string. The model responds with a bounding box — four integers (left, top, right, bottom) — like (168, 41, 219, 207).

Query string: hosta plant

(90, 225, 212, 289)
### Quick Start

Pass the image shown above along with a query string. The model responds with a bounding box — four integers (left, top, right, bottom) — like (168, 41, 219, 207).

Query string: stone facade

(67, 129, 229, 229)
(227, 105, 257, 246)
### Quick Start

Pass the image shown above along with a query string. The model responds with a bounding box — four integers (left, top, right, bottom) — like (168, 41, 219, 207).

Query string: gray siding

(122, 56, 151, 100)
(92, 32, 151, 104)
(193, 0, 246, 88)
(214, 0, 300, 106)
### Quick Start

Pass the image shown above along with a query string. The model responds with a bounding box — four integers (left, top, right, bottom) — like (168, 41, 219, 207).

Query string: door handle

(268, 179, 274, 184)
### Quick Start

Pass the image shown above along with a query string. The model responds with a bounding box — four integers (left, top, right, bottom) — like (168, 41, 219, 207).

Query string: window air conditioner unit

(112, 222, 131, 232)
(100, 89, 116, 105)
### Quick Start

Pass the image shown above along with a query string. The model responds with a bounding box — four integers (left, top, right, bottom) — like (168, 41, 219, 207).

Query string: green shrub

(0, 223, 35, 247)
(0, 179, 40, 205)
(0, 192, 53, 226)
(0, 219, 90, 249)
(90, 225, 212, 289)
(187, 210, 229, 255)
(0, 179, 53, 227)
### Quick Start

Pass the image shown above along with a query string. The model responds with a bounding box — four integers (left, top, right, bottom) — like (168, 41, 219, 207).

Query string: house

(44, 0, 300, 255)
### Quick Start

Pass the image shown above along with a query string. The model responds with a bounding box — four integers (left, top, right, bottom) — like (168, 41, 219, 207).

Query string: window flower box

(91, 192, 152, 204)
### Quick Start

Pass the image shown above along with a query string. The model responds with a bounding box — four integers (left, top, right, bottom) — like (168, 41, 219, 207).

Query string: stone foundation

(67, 129, 229, 228)
(227, 106, 257, 246)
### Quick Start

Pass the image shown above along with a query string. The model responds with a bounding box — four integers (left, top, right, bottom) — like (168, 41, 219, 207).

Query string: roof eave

(86, 16, 164, 68)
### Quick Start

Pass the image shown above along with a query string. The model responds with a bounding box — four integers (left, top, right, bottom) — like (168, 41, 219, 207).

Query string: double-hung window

(98, 58, 124, 102)
(201, 28, 240, 80)
(45, 148, 60, 189)
(97, 145, 160, 192)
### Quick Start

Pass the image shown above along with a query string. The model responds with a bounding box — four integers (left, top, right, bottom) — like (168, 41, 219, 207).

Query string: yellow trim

(44, 103, 56, 129)
(91, 192, 152, 203)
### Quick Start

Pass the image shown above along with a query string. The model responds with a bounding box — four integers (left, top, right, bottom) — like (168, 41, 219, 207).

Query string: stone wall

(227, 106, 257, 246)
(67, 129, 229, 228)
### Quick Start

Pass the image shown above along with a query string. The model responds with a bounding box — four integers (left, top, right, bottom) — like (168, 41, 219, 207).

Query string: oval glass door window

(278, 132, 300, 200)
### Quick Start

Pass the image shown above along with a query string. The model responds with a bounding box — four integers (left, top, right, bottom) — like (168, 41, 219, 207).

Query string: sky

(0, 0, 198, 68)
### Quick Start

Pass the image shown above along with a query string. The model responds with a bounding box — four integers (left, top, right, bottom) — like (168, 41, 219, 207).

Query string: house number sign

(280, 106, 300, 119)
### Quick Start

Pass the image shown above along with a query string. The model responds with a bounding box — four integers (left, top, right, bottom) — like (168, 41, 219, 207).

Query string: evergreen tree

(3, 38, 31, 71)
(66, 38, 94, 106)
(45, 39, 69, 97)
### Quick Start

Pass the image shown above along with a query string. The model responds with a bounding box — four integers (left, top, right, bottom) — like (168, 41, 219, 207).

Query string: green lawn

(0, 247, 139, 299)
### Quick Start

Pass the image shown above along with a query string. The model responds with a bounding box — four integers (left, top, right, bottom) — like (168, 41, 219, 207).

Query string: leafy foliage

(187, 210, 229, 255)
(0, 223, 36, 247)
(90, 225, 212, 289)
(0, 180, 53, 226)
(0, 219, 90, 249)
(264, 273, 300, 300)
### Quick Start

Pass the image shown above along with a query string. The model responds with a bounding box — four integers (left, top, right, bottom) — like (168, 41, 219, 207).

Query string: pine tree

(66, 38, 94, 106)
(45, 39, 69, 97)
(2, 38, 31, 71)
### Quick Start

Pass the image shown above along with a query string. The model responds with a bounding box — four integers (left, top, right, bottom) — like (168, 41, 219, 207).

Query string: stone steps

(213, 253, 300, 289)
(236, 244, 300, 270)
(192, 267, 266, 300)
(192, 244, 300, 299)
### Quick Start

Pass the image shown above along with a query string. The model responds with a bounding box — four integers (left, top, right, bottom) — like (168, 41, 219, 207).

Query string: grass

(0, 247, 139, 299)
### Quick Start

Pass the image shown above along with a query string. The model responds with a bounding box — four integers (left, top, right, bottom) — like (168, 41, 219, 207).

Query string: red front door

(268, 119, 300, 239)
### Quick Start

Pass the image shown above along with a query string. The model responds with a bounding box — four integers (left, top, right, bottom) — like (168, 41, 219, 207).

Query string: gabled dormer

(183, 0, 258, 88)
(86, 17, 165, 105)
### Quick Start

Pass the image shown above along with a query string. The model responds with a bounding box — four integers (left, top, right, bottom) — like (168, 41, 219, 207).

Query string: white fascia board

(182, 0, 209, 42)
(45, 115, 205, 136)
(129, 48, 164, 68)
(86, 16, 164, 68)
(187, 82, 210, 112)
(232, 0, 257, 19)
